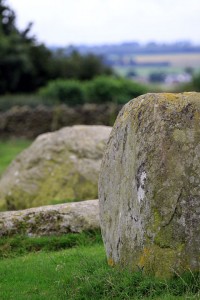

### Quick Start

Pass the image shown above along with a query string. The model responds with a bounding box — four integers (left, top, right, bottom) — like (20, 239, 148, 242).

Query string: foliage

(0, 139, 31, 176)
(85, 76, 120, 103)
(39, 79, 85, 106)
(52, 50, 112, 81)
(177, 71, 200, 92)
(0, 0, 53, 94)
(0, 241, 199, 299)
(191, 72, 200, 91)
(0, 1, 113, 95)
(39, 76, 148, 106)
(117, 77, 149, 104)
(85, 76, 148, 104)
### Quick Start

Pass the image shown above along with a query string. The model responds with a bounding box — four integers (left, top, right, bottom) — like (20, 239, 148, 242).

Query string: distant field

(114, 65, 184, 77)
(114, 52, 200, 79)
(134, 53, 200, 68)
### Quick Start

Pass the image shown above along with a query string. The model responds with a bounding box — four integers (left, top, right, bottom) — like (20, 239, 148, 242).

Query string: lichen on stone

(99, 92, 200, 278)
(0, 125, 111, 210)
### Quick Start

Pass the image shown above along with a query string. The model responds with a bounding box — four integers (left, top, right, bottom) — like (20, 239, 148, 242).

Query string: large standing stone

(99, 93, 200, 278)
(0, 125, 111, 210)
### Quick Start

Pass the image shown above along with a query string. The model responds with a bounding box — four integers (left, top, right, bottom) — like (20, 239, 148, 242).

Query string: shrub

(85, 76, 121, 103)
(191, 72, 200, 91)
(178, 71, 200, 92)
(39, 79, 86, 106)
(85, 76, 148, 104)
(116, 77, 148, 104)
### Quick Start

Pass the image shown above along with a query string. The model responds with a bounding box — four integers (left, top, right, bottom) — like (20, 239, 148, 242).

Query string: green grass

(0, 232, 199, 300)
(0, 139, 31, 176)
(0, 230, 102, 259)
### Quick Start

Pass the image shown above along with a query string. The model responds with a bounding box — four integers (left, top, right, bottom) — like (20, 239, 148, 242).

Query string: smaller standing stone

(0, 125, 111, 210)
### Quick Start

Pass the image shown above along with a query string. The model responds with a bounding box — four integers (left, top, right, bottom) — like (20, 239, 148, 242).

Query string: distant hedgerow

(39, 76, 148, 106)
(39, 79, 86, 106)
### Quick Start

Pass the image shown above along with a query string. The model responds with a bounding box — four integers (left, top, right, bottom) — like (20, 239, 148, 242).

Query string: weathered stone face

(0, 125, 111, 210)
(99, 93, 200, 278)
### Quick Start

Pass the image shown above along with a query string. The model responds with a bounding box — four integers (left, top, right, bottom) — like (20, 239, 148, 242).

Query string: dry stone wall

(0, 104, 120, 138)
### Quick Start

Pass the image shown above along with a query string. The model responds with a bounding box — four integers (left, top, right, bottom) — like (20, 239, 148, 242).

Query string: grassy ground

(0, 232, 199, 300)
(0, 139, 31, 176)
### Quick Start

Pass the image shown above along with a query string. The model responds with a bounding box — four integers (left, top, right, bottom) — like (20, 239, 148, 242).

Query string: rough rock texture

(0, 199, 99, 237)
(0, 125, 111, 210)
(99, 93, 200, 278)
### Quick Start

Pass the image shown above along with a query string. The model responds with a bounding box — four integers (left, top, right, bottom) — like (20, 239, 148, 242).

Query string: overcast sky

(7, 0, 200, 46)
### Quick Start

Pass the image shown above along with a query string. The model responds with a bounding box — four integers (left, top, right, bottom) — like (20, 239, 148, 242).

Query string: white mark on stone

(69, 154, 77, 161)
(137, 171, 146, 203)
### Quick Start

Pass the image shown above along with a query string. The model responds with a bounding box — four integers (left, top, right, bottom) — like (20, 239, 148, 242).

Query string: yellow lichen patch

(108, 257, 115, 267)
(194, 110, 200, 119)
(162, 93, 180, 102)
(138, 247, 151, 268)
(137, 244, 178, 278)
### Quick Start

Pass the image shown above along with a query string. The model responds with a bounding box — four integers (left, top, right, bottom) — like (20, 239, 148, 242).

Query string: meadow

(0, 232, 199, 300)
(0, 140, 199, 299)
(114, 52, 200, 80)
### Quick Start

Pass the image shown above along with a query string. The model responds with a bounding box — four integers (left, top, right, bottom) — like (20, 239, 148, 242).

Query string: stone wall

(0, 104, 121, 139)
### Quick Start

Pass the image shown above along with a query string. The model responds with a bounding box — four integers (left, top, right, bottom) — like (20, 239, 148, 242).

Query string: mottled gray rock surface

(0, 199, 99, 236)
(0, 125, 111, 210)
(99, 92, 200, 278)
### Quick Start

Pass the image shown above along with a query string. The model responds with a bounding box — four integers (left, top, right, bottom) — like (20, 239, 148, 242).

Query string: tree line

(0, 0, 112, 94)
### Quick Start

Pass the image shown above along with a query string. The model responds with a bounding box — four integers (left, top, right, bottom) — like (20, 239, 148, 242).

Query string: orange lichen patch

(138, 247, 151, 268)
(108, 257, 115, 267)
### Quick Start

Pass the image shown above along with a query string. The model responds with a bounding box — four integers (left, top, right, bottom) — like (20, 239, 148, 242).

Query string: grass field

(0, 139, 31, 176)
(0, 232, 199, 300)
(114, 52, 200, 84)
(115, 65, 184, 77)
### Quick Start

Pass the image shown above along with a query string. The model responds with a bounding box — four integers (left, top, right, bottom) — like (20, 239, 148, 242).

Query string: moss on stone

(99, 92, 200, 279)
(0, 125, 110, 210)
(138, 245, 177, 278)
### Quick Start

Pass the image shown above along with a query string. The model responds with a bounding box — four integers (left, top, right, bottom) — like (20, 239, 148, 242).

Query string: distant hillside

(49, 41, 200, 85)
(50, 41, 200, 56)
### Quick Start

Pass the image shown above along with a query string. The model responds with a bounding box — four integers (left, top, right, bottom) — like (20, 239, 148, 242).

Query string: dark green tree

(0, 0, 113, 94)
(52, 50, 113, 81)
(0, 0, 54, 93)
